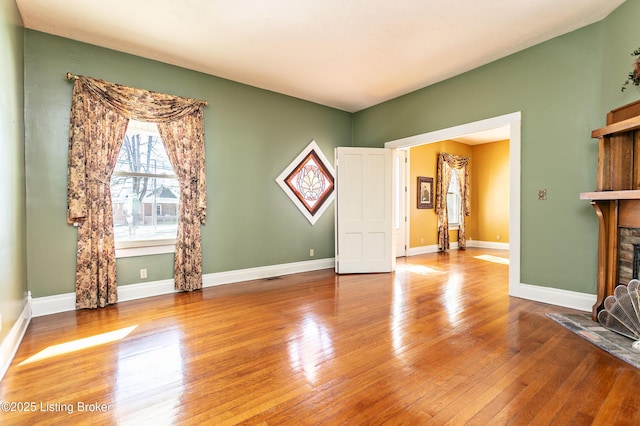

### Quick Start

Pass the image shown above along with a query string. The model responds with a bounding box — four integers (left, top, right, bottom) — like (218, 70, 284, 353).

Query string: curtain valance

(74, 75, 207, 122)
(437, 152, 471, 216)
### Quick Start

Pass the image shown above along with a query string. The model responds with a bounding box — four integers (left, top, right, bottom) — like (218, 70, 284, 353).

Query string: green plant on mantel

(621, 47, 640, 92)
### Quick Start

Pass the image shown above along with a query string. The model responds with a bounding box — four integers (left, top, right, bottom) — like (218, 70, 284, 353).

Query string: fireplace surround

(581, 99, 640, 320)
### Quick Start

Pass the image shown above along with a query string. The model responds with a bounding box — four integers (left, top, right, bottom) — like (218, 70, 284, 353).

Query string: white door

(335, 147, 394, 274)
(395, 150, 407, 257)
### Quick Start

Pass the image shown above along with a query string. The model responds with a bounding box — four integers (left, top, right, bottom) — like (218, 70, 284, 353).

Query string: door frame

(394, 149, 409, 257)
(384, 111, 521, 298)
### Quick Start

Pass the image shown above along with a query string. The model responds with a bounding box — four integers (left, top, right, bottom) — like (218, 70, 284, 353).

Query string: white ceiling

(16, 0, 624, 114)
(451, 127, 511, 145)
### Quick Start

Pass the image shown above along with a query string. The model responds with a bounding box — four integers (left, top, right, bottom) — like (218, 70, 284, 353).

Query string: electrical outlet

(140, 268, 148, 279)
(310, 249, 315, 257)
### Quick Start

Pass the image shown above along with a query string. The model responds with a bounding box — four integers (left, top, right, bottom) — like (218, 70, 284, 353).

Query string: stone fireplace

(619, 227, 640, 286)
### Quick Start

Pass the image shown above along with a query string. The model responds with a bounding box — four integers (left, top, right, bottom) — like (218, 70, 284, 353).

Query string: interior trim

(518, 283, 594, 312)
(0, 295, 32, 382)
(31, 258, 336, 317)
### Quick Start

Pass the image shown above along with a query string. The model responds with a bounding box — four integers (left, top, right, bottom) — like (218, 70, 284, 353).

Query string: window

(111, 120, 179, 255)
(447, 169, 461, 227)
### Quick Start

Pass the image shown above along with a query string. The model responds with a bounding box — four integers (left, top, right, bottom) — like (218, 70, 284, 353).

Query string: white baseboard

(31, 292, 76, 317)
(0, 294, 32, 382)
(407, 240, 508, 256)
(32, 258, 336, 317)
(29, 255, 594, 320)
(468, 240, 510, 250)
(407, 244, 447, 256)
(515, 283, 595, 312)
(118, 279, 175, 303)
(203, 257, 334, 286)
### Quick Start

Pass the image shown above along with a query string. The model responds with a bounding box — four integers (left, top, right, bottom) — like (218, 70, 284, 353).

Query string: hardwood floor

(2, 248, 640, 425)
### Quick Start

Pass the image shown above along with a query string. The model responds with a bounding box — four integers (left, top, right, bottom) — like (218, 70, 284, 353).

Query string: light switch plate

(537, 189, 547, 200)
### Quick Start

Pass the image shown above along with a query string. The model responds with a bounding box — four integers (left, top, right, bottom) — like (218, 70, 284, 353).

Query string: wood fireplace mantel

(581, 190, 640, 201)
(581, 100, 640, 320)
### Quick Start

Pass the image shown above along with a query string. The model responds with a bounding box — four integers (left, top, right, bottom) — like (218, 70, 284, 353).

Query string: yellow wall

(470, 140, 510, 243)
(409, 140, 472, 247)
(409, 139, 509, 248)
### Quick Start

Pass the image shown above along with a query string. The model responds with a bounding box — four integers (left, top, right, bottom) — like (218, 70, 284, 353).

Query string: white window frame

(116, 240, 176, 258)
(112, 121, 179, 258)
(447, 169, 461, 230)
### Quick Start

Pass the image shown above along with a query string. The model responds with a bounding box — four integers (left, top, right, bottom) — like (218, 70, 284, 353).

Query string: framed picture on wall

(417, 177, 433, 209)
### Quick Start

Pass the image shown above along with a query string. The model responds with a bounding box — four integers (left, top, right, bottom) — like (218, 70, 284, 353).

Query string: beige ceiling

(16, 0, 624, 113)
(451, 127, 511, 145)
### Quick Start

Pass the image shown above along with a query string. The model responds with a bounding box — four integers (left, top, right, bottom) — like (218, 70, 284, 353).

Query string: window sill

(449, 225, 460, 231)
(115, 240, 175, 258)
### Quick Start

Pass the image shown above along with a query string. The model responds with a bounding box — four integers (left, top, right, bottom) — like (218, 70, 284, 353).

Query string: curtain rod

(65, 72, 208, 106)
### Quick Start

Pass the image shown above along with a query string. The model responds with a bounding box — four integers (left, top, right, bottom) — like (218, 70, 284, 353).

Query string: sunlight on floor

(18, 325, 138, 366)
(397, 264, 441, 275)
(474, 254, 509, 265)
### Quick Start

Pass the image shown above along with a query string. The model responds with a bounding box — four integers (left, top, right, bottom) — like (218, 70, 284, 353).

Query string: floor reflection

(115, 328, 184, 423)
(391, 279, 407, 362)
(287, 314, 334, 383)
(443, 273, 463, 325)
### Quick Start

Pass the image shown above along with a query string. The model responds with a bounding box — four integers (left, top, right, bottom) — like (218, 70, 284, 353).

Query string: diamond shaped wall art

(276, 140, 335, 225)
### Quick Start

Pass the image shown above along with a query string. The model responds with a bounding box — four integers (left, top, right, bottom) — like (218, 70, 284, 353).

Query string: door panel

(336, 147, 394, 273)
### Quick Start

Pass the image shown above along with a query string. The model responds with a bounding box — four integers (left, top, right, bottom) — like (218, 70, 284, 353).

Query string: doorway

(384, 112, 521, 297)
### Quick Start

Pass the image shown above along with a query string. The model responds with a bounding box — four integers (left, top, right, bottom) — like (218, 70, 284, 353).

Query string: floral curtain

(436, 152, 470, 251)
(67, 82, 129, 309)
(158, 111, 206, 291)
(67, 76, 207, 308)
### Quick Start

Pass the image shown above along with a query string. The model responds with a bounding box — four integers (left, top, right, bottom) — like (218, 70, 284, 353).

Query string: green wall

(601, 0, 640, 112)
(0, 0, 26, 341)
(353, 0, 640, 294)
(20, 0, 640, 300)
(24, 31, 351, 297)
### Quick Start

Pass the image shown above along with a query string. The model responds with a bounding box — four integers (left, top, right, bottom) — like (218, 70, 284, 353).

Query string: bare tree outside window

(111, 120, 180, 244)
